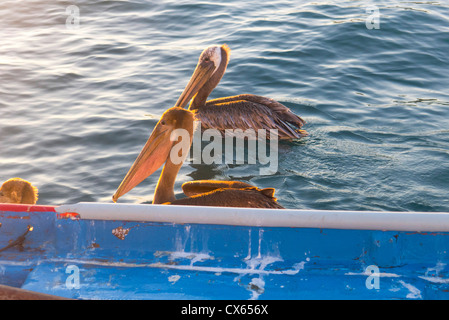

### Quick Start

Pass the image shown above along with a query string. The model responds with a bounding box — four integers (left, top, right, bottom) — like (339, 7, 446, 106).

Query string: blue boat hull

(1, 203, 449, 300)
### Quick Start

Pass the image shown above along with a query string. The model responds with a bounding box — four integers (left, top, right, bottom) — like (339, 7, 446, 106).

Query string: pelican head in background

(174, 44, 307, 140)
(112, 107, 284, 208)
(0, 178, 38, 204)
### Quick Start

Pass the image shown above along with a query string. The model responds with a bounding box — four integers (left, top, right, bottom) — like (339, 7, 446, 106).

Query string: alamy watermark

(170, 122, 279, 175)
(66, 5, 80, 29)
(366, 6, 380, 29)
(365, 265, 380, 289)
(65, 264, 80, 289)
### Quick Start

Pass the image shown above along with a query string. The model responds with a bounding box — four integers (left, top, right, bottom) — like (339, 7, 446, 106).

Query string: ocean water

(1, 0, 448, 211)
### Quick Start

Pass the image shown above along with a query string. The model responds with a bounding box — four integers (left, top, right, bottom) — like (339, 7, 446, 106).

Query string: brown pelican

(174, 44, 307, 140)
(0, 178, 38, 204)
(112, 107, 284, 208)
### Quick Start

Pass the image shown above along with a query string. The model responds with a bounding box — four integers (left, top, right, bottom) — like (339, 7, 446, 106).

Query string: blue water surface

(1, 0, 448, 211)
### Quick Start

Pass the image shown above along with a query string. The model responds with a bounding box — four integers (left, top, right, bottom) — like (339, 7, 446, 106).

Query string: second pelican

(174, 44, 307, 140)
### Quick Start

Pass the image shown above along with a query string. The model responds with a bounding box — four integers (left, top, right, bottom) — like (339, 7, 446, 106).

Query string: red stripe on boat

(0, 203, 56, 212)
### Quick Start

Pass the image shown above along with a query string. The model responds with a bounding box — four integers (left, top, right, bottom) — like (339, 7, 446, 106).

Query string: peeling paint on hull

(2, 203, 449, 300)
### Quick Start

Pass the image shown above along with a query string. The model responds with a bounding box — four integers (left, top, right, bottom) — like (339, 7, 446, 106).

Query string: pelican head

(112, 107, 194, 202)
(201, 45, 224, 73)
(0, 178, 38, 204)
(175, 44, 231, 110)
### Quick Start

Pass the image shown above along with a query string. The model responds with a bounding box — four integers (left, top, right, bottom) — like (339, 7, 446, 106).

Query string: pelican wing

(181, 180, 254, 197)
(195, 94, 307, 140)
(168, 186, 284, 209)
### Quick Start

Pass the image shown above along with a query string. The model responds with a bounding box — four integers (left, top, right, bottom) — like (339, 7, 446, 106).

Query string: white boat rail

(56, 202, 449, 232)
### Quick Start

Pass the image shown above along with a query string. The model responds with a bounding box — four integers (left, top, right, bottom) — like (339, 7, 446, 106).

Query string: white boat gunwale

(55, 202, 449, 232)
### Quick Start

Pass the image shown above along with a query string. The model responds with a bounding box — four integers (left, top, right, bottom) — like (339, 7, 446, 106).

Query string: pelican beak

(174, 61, 215, 108)
(112, 124, 174, 202)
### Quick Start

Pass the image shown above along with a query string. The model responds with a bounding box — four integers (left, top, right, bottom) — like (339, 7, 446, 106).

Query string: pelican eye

(160, 120, 166, 125)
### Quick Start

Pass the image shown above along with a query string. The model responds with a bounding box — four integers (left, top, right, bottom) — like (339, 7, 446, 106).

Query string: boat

(1, 202, 449, 300)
